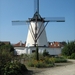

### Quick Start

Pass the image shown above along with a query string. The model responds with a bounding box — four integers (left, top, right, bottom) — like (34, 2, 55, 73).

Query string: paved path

(33, 59, 75, 75)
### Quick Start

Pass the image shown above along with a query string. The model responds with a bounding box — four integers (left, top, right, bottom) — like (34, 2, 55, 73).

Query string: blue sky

(0, 0, 75, 44)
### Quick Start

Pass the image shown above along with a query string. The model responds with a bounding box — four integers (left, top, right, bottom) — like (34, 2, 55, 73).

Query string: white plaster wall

(46, 48, 61, 55)
(14, 47, 25, 55)
(14, 47, 62, 56)
(38, 47, 61, 55)
(26, 22, 48, 47)
(14, 49, 25, 55)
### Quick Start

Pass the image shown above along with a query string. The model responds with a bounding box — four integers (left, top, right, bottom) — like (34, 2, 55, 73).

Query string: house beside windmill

(13, 41, 65, 56)
(13, 41, 25, 55)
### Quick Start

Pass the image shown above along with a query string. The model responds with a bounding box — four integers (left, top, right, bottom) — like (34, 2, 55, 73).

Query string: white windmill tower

(26, 12, 48, 47)
(12, 0, 65, 55)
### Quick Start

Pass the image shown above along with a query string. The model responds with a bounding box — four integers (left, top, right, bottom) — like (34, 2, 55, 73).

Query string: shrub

(70, 53, 75, 59)
(44, 57, 55, 64)
(46, 63, 54, 67)
(39, 53, 45, 60)
(43, 49, 50, 57)
(49, 57, 55, 63)
(34, 60, 45, 68)
(27, 57, 55, 68)
(27, 60, 34, 67)
(55, 57, 67, 63)
(62, 41, 75, 56)
(0, 62, 28, 75)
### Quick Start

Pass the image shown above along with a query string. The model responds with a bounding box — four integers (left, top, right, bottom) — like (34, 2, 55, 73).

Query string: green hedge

(67, 53, 75, 59)
(55, 57, 67, 63)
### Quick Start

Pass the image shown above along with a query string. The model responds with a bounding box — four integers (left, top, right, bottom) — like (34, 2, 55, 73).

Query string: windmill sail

(12, 0, 65, 47)
(12, 20, 29, 25)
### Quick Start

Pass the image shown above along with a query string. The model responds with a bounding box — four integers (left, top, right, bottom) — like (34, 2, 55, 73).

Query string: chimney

(20, 41, 22, 46)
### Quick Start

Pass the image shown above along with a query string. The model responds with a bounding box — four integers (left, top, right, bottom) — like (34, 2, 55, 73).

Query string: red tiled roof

(13, 41, 64, 48)
(49, 42, 63, 48)
(13, 42, 25, 47)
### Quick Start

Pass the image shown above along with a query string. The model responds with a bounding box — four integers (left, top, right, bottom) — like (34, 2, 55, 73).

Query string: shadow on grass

(24, 70, 34, 75)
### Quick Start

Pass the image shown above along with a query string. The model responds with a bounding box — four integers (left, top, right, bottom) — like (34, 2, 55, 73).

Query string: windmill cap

(30, 12, 45, 22)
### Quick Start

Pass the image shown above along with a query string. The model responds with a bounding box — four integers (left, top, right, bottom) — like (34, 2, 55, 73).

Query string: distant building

(13, 41, 65, 56)
(49, 42, 62, 48)
(0, 41, 10, 45)
(13, 41, 25, 47)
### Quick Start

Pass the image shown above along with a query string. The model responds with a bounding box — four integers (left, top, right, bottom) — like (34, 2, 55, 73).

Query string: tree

(0, 44, 14, 66)
(0, 43, 28, 75)
(43, 49, 50, 57)
(62, 41, 75, 56)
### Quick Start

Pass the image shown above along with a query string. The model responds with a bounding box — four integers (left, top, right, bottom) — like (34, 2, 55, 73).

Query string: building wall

(14, 47, 25, 55)
(14, 47, 62, 55)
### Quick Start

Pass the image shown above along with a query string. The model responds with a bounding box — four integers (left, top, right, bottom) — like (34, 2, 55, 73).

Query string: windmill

(12, 0, 65, 54)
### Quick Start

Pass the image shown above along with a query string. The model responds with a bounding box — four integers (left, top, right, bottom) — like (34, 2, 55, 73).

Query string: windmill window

(44, 45, 46, 47)
(32, 50, 36, 53)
